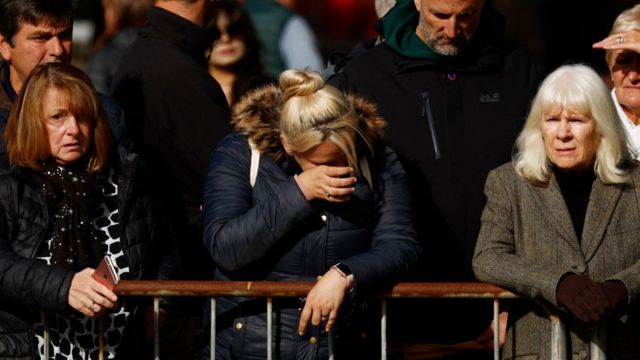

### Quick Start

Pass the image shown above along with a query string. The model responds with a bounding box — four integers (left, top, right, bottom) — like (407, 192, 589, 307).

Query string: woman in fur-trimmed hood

(200, 70, 421, 360)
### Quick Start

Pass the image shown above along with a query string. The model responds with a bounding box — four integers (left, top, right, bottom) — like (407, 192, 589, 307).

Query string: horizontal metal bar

(114, 281, 517, 299)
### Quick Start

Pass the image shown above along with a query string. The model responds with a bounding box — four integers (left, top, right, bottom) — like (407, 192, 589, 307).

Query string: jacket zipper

(421, 91, 441, 160)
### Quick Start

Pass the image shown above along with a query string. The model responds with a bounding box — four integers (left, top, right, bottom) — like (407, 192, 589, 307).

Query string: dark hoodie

(330, 0, 547, 346)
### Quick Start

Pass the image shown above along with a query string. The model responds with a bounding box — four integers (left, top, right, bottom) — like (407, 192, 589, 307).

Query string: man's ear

(0, 33, 12, 62)
(414, 0, 422, 12)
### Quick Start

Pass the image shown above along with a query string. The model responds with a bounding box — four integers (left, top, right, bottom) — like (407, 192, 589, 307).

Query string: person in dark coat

(201, 70, 421, 359)
(0, 62, 164, 359)
(110, 0, 231, 356)
(330, 0, 547, 353)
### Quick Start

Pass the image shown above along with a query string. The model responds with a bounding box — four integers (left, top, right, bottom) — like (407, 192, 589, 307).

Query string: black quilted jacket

(0, 148, 163, 359)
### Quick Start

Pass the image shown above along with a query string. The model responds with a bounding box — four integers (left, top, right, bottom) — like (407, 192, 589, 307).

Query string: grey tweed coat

(473, 162, 640, 360)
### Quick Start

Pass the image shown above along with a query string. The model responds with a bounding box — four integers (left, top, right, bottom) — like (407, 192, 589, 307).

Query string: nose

(444, 17, 459, 38)
(47, 36, 64, 58)
(557, 120, 572, 140)
(64, 116, 79, 136)
(217, 30, 231, 43)
(627, 68, 640, 82)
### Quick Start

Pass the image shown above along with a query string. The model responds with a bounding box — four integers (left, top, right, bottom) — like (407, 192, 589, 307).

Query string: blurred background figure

(593, 4, 640, 160)
(244, 0, 324, 78)
(206, 0, 274, 106)
(87, 0, 152, 93)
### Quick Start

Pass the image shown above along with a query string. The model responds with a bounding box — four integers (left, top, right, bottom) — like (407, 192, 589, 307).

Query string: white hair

(514, 64, 631, 184)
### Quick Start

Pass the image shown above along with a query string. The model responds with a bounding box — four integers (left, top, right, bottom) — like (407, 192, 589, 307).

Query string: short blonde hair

(279, 70, 374, 177)
(5, 63, 110, 173)
(514, 64, 630, 184)
(605, 4, 640, 68)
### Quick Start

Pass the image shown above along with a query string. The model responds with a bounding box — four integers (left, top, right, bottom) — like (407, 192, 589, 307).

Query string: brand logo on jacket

(480, 93, 501, 103)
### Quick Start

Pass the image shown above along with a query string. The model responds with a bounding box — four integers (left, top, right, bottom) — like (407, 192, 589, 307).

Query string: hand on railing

(298, 268, 350, 334)
(68, 268, 118, 317)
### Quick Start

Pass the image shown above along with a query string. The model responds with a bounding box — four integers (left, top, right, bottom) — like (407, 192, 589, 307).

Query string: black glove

(556, 273, 610, 324)
(602, 281, 628, 317)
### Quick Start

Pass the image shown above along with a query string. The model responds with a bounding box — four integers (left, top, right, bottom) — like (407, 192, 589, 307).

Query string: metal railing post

(381, 299, 387, 360)
(493, 299, 499, 360)
(549, 314, 567, 360)
(328, 331, 335, 360)
(590, 325, 607, 360)
(267, 297, 273, 360)
(211, 297, 216, 360)
(154, 296, 160, 360)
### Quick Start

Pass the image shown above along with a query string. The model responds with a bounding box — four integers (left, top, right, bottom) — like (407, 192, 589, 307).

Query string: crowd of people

(0, 0, 639, 359)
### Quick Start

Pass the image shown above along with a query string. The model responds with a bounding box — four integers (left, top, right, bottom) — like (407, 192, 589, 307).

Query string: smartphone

(92, 256, 119, 291)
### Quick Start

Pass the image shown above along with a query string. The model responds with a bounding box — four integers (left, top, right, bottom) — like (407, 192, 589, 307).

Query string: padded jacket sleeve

(203, 134, 315, 273)
(339, 145, 421, 292)
(0, 176, 74, 313)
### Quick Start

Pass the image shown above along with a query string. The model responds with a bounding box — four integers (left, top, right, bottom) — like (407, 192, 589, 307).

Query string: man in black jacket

(0, 0, 127, 169)
(331, 0, 546, 356)
(111, 0, 230, 357)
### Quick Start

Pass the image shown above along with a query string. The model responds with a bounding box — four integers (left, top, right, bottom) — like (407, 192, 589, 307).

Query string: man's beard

(418, 18, 474, 56)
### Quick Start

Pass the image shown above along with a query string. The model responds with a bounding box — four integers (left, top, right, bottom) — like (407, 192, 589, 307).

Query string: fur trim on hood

(231, 84, 386, 161)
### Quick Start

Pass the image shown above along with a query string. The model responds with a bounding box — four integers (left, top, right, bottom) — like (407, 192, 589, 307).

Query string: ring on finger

(325, 191, 331, 198)
(616, 36, 624, 44)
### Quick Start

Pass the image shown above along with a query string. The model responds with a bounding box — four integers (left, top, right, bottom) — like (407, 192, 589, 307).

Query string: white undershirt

(612, 89, 640, 160)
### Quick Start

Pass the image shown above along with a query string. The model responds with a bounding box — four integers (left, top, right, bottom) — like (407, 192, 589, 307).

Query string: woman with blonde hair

(201, 70, 420, 359)
(473, 64, 640, 359)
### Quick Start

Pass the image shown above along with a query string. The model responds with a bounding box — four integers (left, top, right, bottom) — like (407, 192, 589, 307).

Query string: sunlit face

(414, 0, 484, 56)
(610, 50, 640, 115)
(208, 13, 246, 68)
(0, 21, 72, 93)
(287, 140, 348, 171)
(541, 108, 600, 172)
(43, 87, 92, 165)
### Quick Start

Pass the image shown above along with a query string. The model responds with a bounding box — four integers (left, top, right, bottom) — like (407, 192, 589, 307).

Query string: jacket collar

(0, 61, 15, 112)
(528, 173, 624, 260)
(142, 6, 208, 66)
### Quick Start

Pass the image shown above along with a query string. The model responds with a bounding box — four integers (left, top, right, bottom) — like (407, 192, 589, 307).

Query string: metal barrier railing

(45, 281, 607, 360)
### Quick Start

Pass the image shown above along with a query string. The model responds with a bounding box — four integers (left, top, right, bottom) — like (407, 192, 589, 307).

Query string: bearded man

(330, 0, 546, 356)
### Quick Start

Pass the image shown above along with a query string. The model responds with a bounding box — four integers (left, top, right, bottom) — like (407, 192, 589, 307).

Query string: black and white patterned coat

(0, 148, 164, 359)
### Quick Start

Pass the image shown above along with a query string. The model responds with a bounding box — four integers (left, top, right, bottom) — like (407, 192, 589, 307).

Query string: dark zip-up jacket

(0, 148, 163, 359)
(111, 6, 230, 281)
(329, 1, 546, 343)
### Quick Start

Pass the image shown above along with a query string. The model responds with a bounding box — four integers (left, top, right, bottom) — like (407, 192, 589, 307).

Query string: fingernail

(298, 331, 303, 336)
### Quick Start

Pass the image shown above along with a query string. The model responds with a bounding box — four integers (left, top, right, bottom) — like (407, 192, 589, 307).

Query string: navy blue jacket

(201, 128, 420, 359)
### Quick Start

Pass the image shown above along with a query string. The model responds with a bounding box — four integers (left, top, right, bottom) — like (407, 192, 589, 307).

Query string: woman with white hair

(593, 4, 640, 159)
(473, 64, 640, 359)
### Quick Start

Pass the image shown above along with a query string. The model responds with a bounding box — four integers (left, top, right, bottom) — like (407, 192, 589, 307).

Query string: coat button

(235, 322, 243, 330)
(321, 214, 327, 222)
(309, 336, 317, 345)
